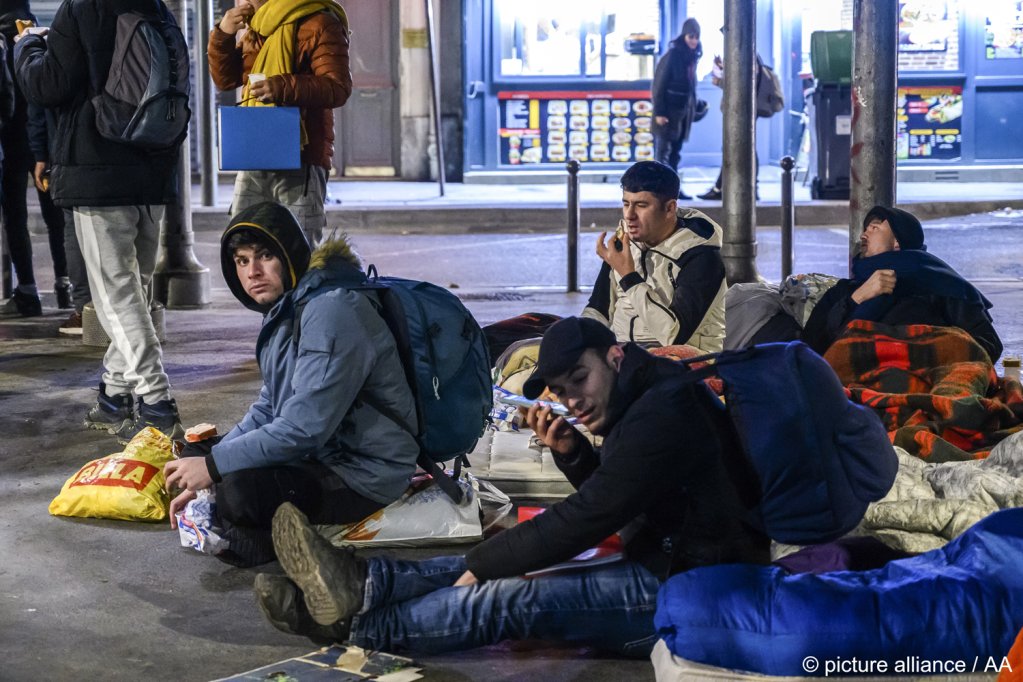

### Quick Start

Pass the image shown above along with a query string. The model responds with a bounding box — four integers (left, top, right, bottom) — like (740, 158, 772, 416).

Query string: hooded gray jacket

(214, 227, 418, 504)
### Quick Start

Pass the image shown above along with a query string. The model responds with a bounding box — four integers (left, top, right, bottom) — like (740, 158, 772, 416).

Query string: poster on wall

(498, 91, 655, 166)
(985, 2, 1023, 59)
(898, 1, 953, 52)
(896, 86, 962, 160)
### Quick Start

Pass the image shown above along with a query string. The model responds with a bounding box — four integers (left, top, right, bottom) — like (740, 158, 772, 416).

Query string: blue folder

(218, 106, 301, 170)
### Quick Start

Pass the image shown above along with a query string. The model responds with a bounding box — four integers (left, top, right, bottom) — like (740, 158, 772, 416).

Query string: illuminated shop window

(494, 0, 660, 80)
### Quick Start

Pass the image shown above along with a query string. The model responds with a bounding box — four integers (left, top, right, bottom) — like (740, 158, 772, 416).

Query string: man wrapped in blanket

(801, 205, 1002, 362)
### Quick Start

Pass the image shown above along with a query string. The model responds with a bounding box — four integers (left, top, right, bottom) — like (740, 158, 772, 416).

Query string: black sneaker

(1, 289, 42, 317)
(254, 573, 352, 644)
(698, 187, 723, 201)
(84, 383, 134, 433)
(678, 189, 693, 201)
(272, 502, 367, 627)
(55, 278, 73, 309)
(115, 397, 185, 443)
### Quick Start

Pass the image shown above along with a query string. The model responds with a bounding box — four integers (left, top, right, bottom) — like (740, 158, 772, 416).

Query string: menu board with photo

(896, 86, 963, 160)
(985, 2, 1023, 59)
(898, 1, 953, 53)
(498, 90, 655, 166)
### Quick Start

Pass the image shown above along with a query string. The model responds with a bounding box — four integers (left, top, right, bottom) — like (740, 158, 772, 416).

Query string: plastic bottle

(1004, 356, 1021, 383)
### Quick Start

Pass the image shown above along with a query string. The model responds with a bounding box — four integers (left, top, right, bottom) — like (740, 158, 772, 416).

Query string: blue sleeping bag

(655, 508, 1023, 677)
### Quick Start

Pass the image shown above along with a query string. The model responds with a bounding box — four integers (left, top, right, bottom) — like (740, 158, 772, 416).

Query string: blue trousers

(350, 555, 661, 657)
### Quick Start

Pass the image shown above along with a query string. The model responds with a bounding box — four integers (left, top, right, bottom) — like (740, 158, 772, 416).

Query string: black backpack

(92, 10, 191, 150)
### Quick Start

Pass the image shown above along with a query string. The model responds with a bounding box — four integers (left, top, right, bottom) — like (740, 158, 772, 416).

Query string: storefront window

(494, 0, 659, 80)
(985, 2, 1023, 59)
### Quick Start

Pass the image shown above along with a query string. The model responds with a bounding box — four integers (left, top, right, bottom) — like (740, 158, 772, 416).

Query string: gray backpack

(92, 11, 191, 150)
(755, 62, 785, 118)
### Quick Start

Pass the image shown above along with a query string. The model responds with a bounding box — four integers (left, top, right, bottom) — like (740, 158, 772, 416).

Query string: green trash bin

(810, 30, 852, 85)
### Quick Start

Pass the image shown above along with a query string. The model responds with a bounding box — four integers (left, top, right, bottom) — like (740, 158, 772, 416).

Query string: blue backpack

(679, 341, 897, 545)
(298, 266, 492, 502)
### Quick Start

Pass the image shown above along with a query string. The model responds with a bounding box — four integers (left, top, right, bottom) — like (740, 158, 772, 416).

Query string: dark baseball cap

(522, 317, 617, 399)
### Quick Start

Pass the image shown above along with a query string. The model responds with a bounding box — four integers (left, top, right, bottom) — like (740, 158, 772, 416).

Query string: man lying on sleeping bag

(250, 317, 769, 656)
(800, 205, 1002, 362)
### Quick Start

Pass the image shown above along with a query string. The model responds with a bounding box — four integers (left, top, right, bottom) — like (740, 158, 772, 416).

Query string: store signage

(896, 86, 963, 160)
(497, 90, 655, 166)
(898, 1, 953, 53)
(985, 2, 1023, 59)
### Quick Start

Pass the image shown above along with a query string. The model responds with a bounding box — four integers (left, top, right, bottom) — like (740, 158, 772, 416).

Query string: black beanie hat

(863, 205, 926, 251)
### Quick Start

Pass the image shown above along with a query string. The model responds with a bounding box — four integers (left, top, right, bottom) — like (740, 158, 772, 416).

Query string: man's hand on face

(851, 268, 897, 304)
(595, 230, 636, 278)
(219, 2, 254, 35)
(164, 457, 214, 495)
(523, 402, 580, 458)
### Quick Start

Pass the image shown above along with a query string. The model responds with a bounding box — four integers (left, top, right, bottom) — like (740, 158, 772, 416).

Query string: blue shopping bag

(218, 106, 301, 170)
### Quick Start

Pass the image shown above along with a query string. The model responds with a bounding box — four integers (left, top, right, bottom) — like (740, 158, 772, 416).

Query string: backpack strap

(292, 278, 466, 504)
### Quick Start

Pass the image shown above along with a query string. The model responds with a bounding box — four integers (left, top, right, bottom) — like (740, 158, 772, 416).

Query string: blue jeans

(349, 555, 661, 657)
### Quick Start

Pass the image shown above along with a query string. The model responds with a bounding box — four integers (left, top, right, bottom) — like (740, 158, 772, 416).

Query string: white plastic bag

(322, 472, 511, 548)
(176, 490, 229, 555)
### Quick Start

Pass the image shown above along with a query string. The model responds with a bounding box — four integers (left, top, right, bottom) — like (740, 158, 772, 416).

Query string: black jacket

(465, 344, 770, 581)
(0, 6, 31, 168)
(13, 0, 179, 208)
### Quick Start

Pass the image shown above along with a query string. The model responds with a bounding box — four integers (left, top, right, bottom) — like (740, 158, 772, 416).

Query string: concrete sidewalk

(2, 209, 1022, 681)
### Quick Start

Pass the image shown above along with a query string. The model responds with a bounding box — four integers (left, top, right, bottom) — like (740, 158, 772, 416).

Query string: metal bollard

(780, 156, 795, 280)
(566, 160, 580, 293)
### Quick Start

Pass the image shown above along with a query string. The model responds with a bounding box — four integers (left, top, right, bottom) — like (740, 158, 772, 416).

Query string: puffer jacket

(213, 204, 419, 504)
(583, 207, 727, 352)
(207, 6, 352, 169)
(13, 0, 180, 207)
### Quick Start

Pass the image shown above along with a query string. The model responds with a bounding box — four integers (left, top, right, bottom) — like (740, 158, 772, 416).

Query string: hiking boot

(84, 383, 135, 433)
(1, 289, 42, 317)
(58, 311, 84, 337)
(115, 397, 185, 443)
(55, 278, 73, 309)
(272, 502, 367, 626)
(253, 573, 352, 644)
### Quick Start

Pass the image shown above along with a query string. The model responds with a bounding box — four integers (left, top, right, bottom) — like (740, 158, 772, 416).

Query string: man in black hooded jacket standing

(14, 0, 185, 440)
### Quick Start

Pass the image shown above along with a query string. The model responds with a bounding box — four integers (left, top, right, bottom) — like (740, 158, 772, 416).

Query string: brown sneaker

(58, 310, 84, 337)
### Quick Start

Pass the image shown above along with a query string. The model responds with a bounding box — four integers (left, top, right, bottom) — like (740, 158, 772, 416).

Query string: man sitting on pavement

(164, 202, 419, 567)
(252, 316, 769, 655)
(800, 205, 1002, 361)
(584, 160, 727, 352)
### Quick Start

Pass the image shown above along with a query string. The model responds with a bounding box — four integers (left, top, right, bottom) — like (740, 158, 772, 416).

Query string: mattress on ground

(655, 507, 1023, 678)
(650, 639, 997, 682)
(465, 429, 573, 498)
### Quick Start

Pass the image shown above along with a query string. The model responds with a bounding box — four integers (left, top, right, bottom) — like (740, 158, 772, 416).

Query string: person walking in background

(651, 18, 702, 200)
(15, 0, 186, 441)
(207, 0, 352, 247)
(0, 1, 71, 317)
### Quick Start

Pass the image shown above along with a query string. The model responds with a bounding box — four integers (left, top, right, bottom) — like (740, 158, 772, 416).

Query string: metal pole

(850, 0, 898, 274)
(780, 155, 795, 280)
(154, 0, 211, 309)
(197, 0, 216, 206)
(721, 0, 760, 284)
(566, 159, 580, 293)
(425, 0, 446, 196)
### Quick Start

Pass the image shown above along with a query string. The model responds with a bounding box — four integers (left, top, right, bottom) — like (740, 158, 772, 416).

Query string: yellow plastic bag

(49, 427, 175, 522)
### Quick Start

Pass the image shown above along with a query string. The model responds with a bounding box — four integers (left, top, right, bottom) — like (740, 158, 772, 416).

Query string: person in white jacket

(583, 160, 726, 353)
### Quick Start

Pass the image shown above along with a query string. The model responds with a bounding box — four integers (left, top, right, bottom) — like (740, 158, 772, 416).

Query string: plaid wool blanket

(823, 321, 1023, 461)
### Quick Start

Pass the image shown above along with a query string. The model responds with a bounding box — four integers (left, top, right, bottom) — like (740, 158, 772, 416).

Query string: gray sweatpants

(230, 165, 327, 247)
(73, 205, 172, 403)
